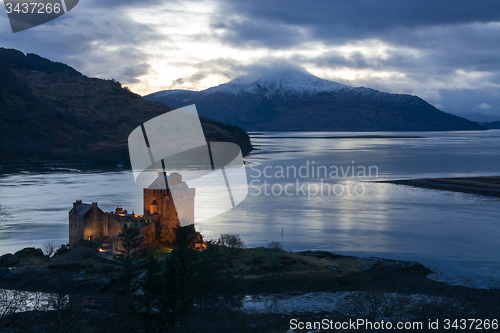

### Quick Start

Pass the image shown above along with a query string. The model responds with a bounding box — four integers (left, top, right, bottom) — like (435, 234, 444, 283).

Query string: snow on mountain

(153, 89, 200, 103)
(151, 70, 352, 99)
(242, 70, 351, 96)
(143, 69, 485, 132)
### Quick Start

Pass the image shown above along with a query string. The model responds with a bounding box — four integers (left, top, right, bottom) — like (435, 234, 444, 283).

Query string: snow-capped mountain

(215, 70, 350, 96)
(144, 70, 484, 131)
(153, 70, 351, 98)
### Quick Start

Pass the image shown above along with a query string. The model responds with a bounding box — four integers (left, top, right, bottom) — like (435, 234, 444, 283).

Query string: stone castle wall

(70, 173, 196, 248)
(69, 214, 84, 248)
(82, 203, 105, 241)
(105, 213, 123, 239)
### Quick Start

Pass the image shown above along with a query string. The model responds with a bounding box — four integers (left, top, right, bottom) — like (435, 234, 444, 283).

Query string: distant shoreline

(250, 135, 424, 139)
(378, 176, 500, 198)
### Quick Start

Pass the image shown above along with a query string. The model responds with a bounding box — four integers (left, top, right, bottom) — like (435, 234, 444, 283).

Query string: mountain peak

(207, 69, 351, 96)
(251, 69, 349, 94)
(144, 69, 484, 132)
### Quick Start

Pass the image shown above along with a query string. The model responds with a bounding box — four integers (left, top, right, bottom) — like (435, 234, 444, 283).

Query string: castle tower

(150, 198, 158, 214)
(143, 172, 196, 229)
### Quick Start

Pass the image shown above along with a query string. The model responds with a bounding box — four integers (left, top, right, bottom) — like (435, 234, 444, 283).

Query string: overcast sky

(0, 0, 498, 120)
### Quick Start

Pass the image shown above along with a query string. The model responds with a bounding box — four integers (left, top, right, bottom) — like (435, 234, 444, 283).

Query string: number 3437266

(5, 2, 61, 14)
(444, 319, 498, 330)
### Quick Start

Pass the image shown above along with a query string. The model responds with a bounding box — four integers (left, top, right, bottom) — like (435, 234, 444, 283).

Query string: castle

(69, 172, 196, 253)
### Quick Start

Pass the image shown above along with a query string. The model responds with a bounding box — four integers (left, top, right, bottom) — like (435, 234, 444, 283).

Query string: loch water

(1, 130, 499, 287)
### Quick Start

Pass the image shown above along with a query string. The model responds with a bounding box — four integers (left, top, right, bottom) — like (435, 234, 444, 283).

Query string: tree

(218, 234, 245, 255)
(193, 240, 225, 300)
(158, 225, 199, 329)
(136, 255, 163, 333)
(114, 228, 144, 261)
(42, 241, 58, 259)
(267, 241, 282, 251)
(115, 228, 144, 295)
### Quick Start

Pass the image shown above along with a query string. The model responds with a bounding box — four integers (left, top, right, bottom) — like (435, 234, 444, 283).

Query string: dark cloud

(171, 72, 207, 87)
(213, 0, 500, 48)
(210, 0, 500, 80)
(213, 19, 307, 49)
(233, 59, 309, 81)
(0, 0, 166, 84)
(173, 77, 185, 85)
(210, 0, 500, 79)
(291, 27, 500, 76)
(83, 0, 180, 9)
(206, 0, 500, 120)
(120, 63, 151, 83)
(0, 0, 497, 119)
(169, 57, 311, 88)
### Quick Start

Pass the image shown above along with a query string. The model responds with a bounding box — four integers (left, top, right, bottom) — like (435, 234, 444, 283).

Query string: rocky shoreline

(0, 247, 494, 297)
(1, 246, 499, 332)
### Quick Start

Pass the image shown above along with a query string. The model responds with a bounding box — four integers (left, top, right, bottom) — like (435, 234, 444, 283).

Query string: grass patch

(239, 247, 272, 255)
(139, 247, 172, 260)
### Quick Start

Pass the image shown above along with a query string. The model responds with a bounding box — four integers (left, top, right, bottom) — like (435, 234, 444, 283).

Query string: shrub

(54, 243, 70, 256)
(267, 241, 282, 251)
(218, 234, 245, 255)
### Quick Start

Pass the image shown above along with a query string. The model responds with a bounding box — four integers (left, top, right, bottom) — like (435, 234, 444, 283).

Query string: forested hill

(0, 48, 252, 163)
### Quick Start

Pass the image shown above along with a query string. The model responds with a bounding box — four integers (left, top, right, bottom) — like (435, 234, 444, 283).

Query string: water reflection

(0, 131, 499, 287)
(0, 289, 69, 313)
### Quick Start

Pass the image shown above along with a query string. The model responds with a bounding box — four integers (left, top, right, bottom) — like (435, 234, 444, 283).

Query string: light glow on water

(0, 130, 499, 287)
